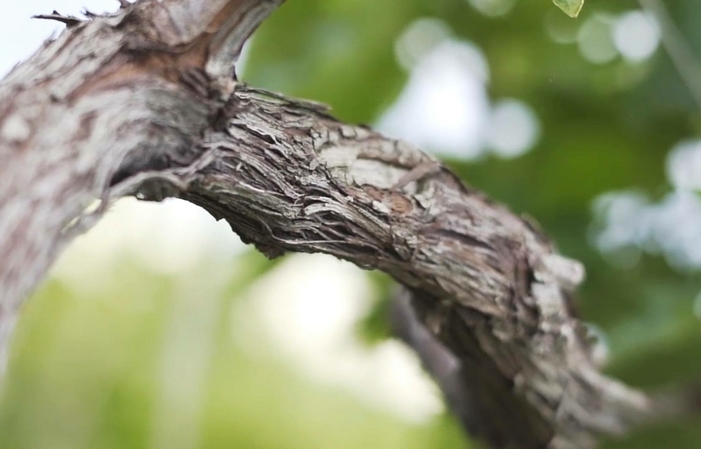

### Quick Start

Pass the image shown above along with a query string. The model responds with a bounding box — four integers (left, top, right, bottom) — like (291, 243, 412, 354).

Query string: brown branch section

(0, 1, 687, 448)
(172, 86, 654, 449)
(390, 290, 552, 448)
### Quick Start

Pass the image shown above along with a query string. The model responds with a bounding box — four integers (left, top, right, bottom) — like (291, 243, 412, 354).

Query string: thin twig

(32, 11, 84, 27)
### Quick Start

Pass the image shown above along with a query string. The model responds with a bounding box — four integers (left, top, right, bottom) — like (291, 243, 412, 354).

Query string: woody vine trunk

(0, 1, 682, 448)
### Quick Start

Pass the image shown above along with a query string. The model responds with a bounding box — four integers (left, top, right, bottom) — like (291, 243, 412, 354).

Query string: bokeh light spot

(380, 40, 490, 159)
(395, 18, 451, 71)
(613, 10, 661, 62)
(578, 15, 618, 65)
(487, 99, 541, 158)
(666, 139, 701, 191)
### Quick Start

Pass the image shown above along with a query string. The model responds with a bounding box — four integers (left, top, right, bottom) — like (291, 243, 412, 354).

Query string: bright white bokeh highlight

(380, 39, 491, 159)
(592, 191, 701, 271)
(613, 11, 661, 62)
(574, 9, 660, 66)
(594, 141, 701, 272)
(487, 99, 541, 158)
(666, 139, 701, 191)
(383, 19, 542, 160)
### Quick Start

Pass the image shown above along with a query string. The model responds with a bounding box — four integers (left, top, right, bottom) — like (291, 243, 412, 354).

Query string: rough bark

(0, 0, 282, 366)
(0, 1, 681, 448)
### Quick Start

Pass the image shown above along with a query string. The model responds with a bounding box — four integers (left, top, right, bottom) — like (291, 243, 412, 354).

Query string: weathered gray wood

(0, 1, 680, 448)
(0, 0, 281, 368)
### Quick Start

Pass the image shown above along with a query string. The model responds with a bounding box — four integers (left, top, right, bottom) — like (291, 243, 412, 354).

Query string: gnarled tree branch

(0, 0, 281, 368)
(0, 1, 685, 448)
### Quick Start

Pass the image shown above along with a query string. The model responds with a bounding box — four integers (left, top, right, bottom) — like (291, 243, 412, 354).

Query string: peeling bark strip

(0, 0, 679, 448)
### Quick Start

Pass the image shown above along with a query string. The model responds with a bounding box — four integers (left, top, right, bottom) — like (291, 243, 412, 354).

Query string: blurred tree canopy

(2, 0, 701, 448)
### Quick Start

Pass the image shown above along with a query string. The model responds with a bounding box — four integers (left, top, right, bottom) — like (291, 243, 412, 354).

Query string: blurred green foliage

(3, 0, 701, 448)
(1, 251, 470, 449)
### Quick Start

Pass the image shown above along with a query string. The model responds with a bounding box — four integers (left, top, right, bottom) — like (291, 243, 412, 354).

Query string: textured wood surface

(0, 1, 677, 448)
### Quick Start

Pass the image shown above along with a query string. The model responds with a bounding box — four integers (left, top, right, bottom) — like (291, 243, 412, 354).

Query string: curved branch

(0, 1, 684, 448)
(167, 85, 652, 449)
(390, 289, 552, 449)
(0, 0, 281, 369)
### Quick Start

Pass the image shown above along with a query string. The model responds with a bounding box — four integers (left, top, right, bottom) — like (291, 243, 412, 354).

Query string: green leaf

(553, 0, 584, 18)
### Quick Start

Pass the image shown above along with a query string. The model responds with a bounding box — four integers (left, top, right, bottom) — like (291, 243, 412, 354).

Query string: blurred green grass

(0, 251, 470, 449)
